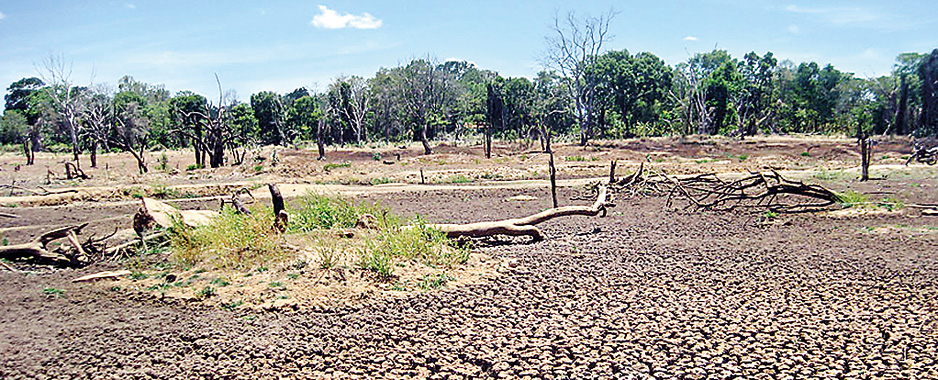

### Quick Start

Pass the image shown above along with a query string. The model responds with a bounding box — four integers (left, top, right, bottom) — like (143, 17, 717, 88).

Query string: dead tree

(419, 185, 611, 242)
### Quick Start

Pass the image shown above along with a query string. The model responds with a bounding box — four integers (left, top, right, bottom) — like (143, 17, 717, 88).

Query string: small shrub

(372, 152, 382, 161)
(186, 164, 204, 171)
(800, 152, 811, 157)
(210, 277, 230, 287)
(254, 165, 264, 172)
(763, 210, 778, 219)
(158, 152, 169, 171)
(564, 155, 587, 162)
(286, 273, 299, 280)
(221, 300, 243, 310)
(129, 271, 148, 280)
(269, 281, 283, 288)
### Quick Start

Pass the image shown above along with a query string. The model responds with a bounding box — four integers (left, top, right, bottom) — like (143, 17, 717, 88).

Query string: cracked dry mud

(2, 187, 938, 380)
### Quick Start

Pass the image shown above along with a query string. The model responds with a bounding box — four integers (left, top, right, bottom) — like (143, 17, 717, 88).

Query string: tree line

(2, 43, 937, 171)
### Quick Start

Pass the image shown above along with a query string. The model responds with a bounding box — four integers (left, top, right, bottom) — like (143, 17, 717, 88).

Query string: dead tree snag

(269, 184, 288, 233)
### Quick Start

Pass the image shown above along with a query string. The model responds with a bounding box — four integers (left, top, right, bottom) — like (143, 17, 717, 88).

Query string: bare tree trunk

(549, 151, 558, 208)
(316, 120, 326, 160)
(860, 137, 872, 182)
(485, 123, 492, 158)
(89, 140, 98, 168)
(421, 122, 432, 155)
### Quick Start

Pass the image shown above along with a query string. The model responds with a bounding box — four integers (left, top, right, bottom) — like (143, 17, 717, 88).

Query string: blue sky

(1, 1, 936, 102)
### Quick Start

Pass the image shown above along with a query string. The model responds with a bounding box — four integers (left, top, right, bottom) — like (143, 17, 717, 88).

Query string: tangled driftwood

(611, 163, 842, 213)
(0, 224, 91, 267)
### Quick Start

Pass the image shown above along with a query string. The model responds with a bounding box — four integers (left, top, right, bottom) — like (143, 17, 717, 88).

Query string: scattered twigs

(612, 167, 842, 213)
(0, 212, 18, 219)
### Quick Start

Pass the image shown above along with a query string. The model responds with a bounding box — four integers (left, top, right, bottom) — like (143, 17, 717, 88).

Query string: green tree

(251, 91, 288, 146)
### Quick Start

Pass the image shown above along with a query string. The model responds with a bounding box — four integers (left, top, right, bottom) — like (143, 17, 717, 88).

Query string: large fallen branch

(419, 185, 612, 242)
(0, 224, 89, 267)
(612, 166, 842, 213)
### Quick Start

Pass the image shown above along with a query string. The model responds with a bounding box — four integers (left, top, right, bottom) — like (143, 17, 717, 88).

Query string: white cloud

(126, 4, 136, 9)
(787, 24, 800, 34)
(684, 36, 698, 41)
(311, 5, 382, 29)
(0, 11, 6, 20)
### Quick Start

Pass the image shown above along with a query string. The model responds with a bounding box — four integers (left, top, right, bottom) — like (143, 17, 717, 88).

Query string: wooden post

(609, 159, 617, 184)
(549, 151, 558, 208)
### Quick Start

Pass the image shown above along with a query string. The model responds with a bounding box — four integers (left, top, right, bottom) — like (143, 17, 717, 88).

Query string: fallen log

(419, 185, 611, 242)
(0, 224, 89, 267)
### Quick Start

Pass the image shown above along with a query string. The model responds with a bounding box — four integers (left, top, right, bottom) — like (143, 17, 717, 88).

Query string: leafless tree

(671, 63, 712, 136)
(37, 55, 88, 166)
(542, 10, 616, 146)
(398, 58, 451, 155)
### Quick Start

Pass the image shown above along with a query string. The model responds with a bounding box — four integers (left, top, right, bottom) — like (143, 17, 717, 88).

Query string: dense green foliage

(3, 47, 938, 168)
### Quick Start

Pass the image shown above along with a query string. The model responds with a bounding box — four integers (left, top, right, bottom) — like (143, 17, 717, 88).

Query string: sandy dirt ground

(1, 135, 938, 379)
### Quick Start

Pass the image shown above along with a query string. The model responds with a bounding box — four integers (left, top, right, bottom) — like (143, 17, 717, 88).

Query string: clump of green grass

(446, 175, 472, 184)
(196, 286, 216, 299)
(167, 205, 288, 269)
(372, 152, 382, 161)
(800, 152, 811, 157)
(417, 272, 454, 290)
(371, 177, 393, 185)
(289, 192, 391, 231)
(360, 218, 469, 278)
(166, 193, 466, 282)
(152, 185, 178, 199)
(564, 155, 587, 162)
(323, 162, 351, 171)
(814, 169, 846, 181)
(41, 287, 65, 297)
(210, 277, 230, 287)
(835, 190, 868, 208)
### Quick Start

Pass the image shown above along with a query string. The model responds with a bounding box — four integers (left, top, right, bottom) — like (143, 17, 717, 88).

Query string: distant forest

(3, 36, 937, 170)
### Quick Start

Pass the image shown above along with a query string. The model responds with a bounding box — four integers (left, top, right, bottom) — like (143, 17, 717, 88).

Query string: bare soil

(2, 135, 938, 379)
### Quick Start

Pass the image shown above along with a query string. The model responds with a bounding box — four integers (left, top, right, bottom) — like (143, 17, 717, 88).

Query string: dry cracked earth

(2, 187, 938, 380)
